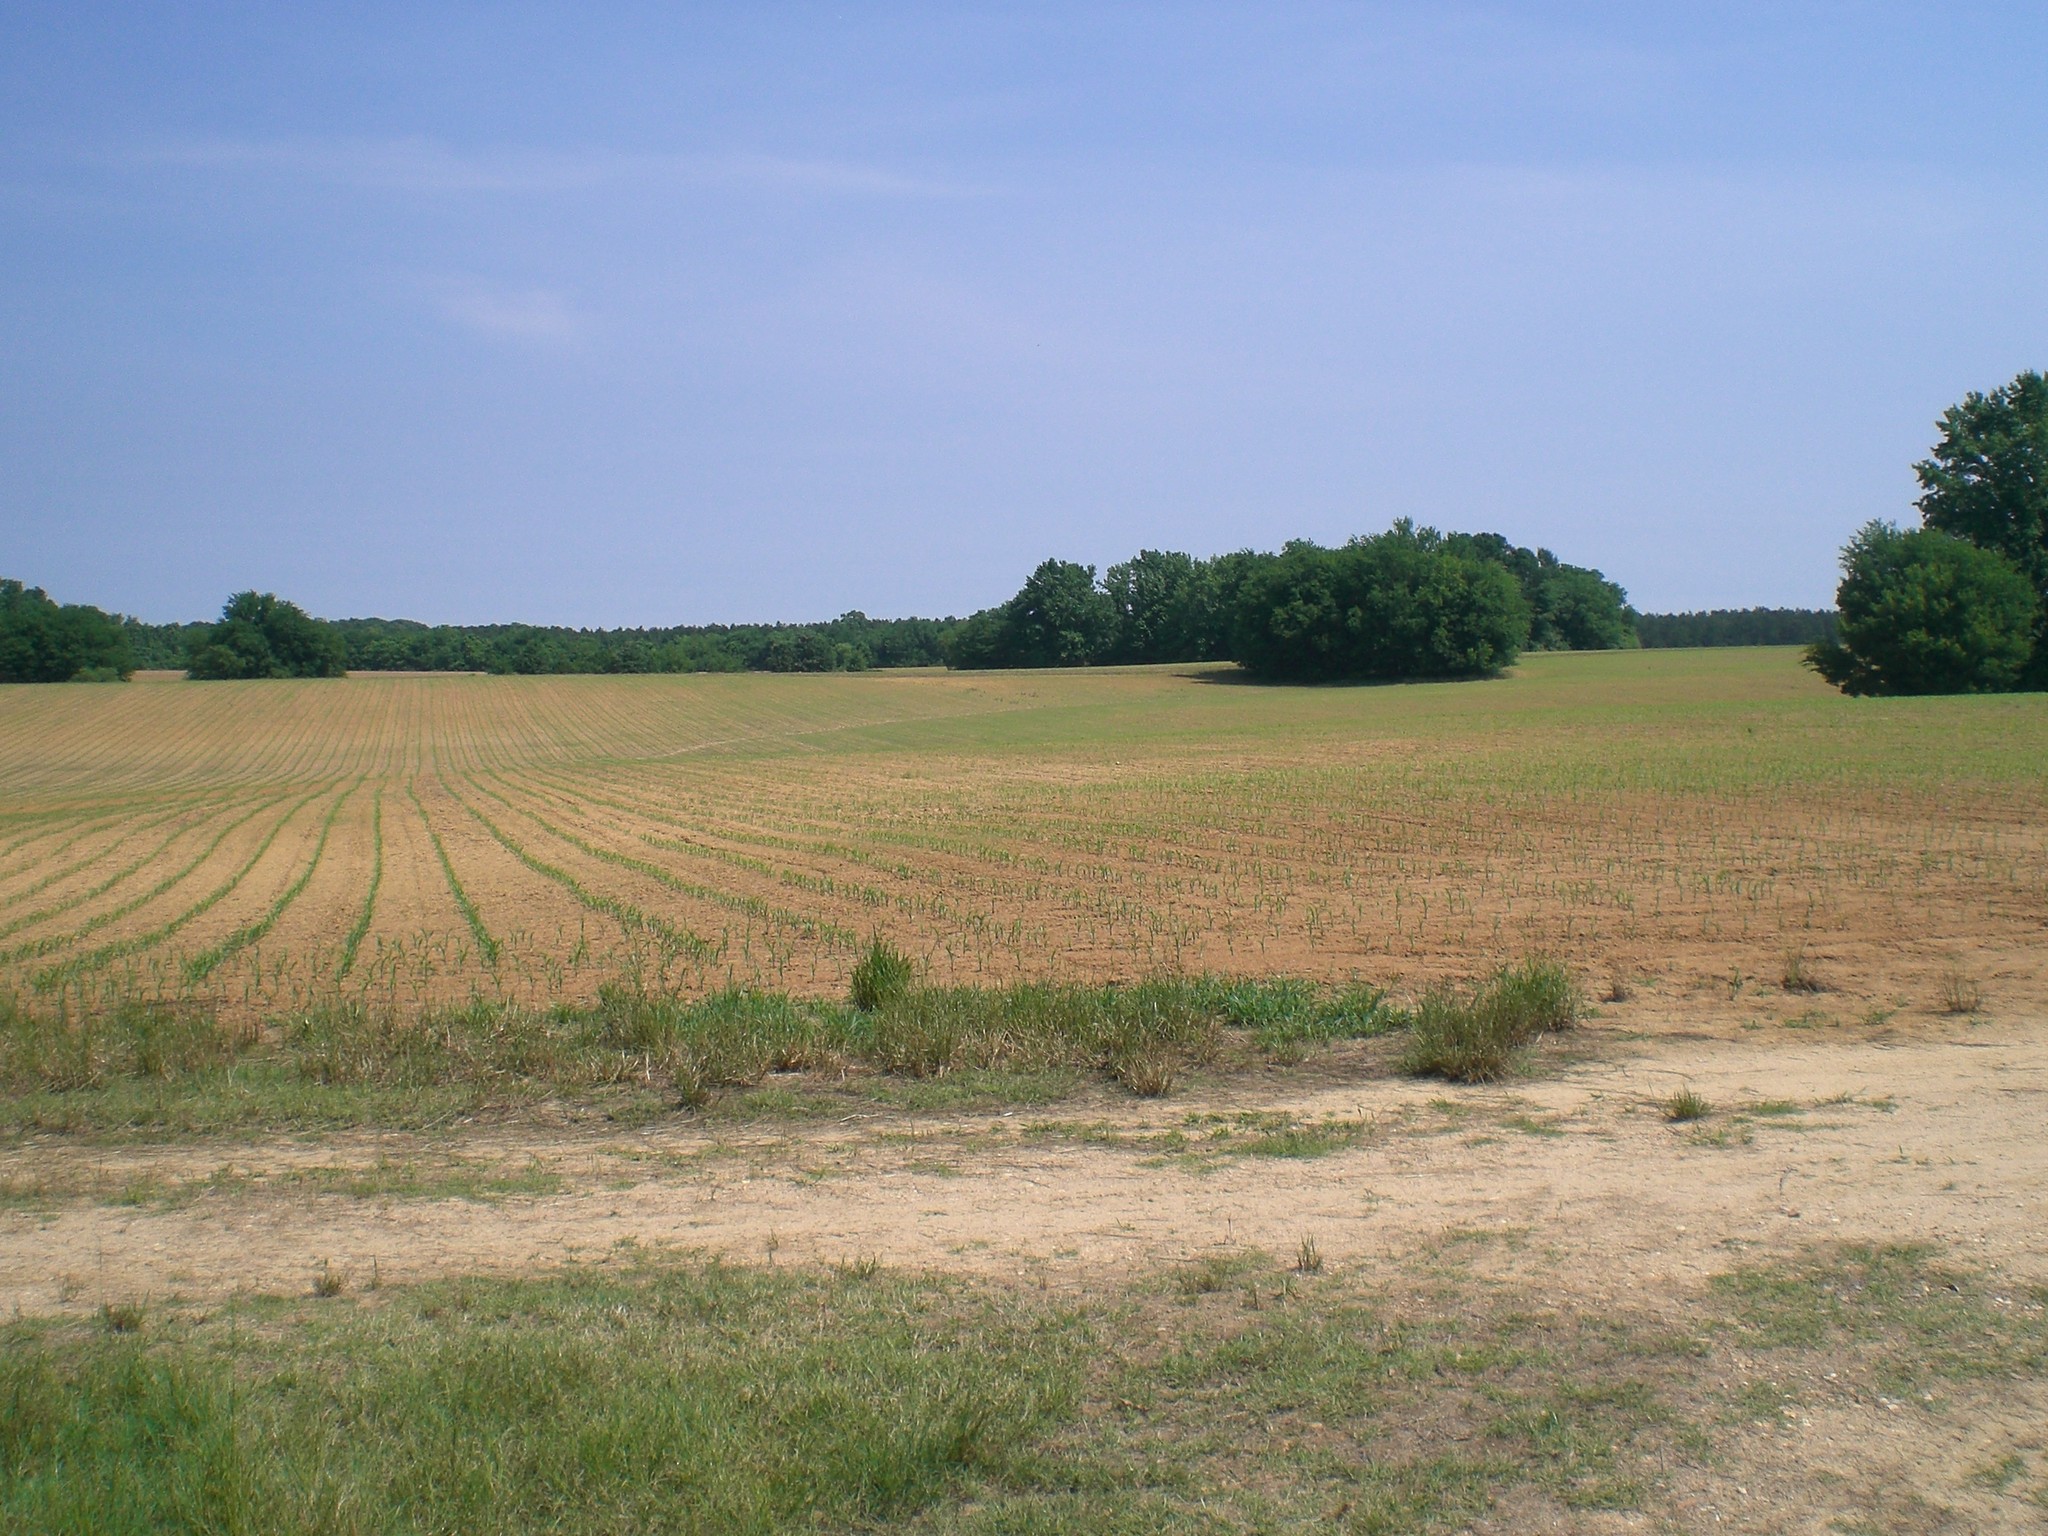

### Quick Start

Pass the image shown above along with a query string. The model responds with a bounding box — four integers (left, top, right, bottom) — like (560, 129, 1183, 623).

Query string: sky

(3, 3, 2046, 627)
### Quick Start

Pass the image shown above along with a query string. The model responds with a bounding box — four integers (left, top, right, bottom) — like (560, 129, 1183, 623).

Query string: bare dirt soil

(6, 1006, 2038, 1313)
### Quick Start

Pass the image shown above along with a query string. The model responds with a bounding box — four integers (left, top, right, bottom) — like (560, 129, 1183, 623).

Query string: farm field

(1, 647, 2043, 1019)
(5, 648, 2047, 1532)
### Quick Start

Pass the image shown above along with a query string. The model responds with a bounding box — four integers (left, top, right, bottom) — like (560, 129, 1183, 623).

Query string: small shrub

(1663, 1088, 1711, 1123)
(849, 936, 916, 1012)
(1294, 1235, 1323, 1275)
(1936, 969, 1982, 1016)
(312, 1262, 346, 1298)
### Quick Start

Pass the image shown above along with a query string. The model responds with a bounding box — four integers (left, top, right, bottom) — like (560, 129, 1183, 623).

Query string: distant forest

(1634, 608, 1837, 649)
(11, 563, 1838, 685)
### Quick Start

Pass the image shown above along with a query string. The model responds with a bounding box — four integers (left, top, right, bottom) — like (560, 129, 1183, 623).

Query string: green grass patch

(0, 973, 1408, 1137)
(4, 1241, 2041, 1531)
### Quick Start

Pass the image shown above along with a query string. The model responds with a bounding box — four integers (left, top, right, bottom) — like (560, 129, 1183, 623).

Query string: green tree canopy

(1103, 549, 1214, 664)
(1916, 371, 2048, 595)
(0, 579, 133, 683)
(1806, 523, 2039, 697)
(1001, 559, 1117, 668)
(1914, 369, 2048, 686)
(1233, 524, 1530, 682)
(187, 591, 348, 680)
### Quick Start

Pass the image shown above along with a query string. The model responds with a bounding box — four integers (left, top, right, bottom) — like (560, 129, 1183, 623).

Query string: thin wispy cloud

(120, 137, 973, 199)
(428, 279, 585, 343)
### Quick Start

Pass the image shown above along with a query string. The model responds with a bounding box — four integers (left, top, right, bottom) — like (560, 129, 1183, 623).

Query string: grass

(8, 1241, 2034, 1532)
(1397, 957, 1582, 1083)
(0, 974, 1398, 1137)
(1779, 947, 1826, 994)
(849, 933, 916, 1011)
(1936, 967, 1983, 1015)
(1663, 1087, 1711, 1122)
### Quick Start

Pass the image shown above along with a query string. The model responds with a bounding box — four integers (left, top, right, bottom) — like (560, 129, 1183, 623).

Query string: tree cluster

(944, 524, 1635, 680)
(1809, 371, 2048, 696)
(0, 580, 133, 683)
(187, 592, 349, 680)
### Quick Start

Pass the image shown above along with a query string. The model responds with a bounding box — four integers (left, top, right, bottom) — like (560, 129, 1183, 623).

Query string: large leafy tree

(1806, 523, 2038, 696)
(1001, 559, 1116, 668)
(0, 579, 133, 682)
(1234, 524, 1530, 682)
(187, 591, 348, 680)
(1103, 549, 1213, 664)
(1914, 370, 2048, 685)
(1916, 371, 2048, 595)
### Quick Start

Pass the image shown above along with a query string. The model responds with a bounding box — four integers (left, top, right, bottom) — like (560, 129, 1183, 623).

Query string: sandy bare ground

(6, 1012, 2042, 1320)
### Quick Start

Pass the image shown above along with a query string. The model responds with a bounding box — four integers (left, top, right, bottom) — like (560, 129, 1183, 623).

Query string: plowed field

(2, 650, 2043, 1020)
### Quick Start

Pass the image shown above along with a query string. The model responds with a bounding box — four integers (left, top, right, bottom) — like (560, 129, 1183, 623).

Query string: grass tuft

(848, 935, 916, 1013)
(1397, 957, 1581, 1083)
(1935, 967, 1982, 1016)
(98, 1302, 143, 1335)
(1663, 1087, 1711, 1122)
(1779, 948, 1826, 994)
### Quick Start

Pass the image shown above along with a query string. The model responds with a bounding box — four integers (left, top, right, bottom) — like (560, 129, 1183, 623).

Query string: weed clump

(1396, 958, 1581, 1083)
(1935, 968, 1982, 1016)
(1663, 1087, 1711, 1123)
(1779, 949, 1826, 994)
(98, 1301, 143, 1334)
(848, 936, 916, 1013)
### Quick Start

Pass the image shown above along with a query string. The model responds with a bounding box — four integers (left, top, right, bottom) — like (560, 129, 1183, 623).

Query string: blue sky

(4, 3, 2046, 626)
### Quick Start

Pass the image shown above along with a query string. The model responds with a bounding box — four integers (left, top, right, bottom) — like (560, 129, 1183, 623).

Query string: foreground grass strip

(407, 779, 498, 965)
(335, 787, 383, 979)
(0, 1261, 1088, 1536)
(0, 975, 1388, 1135)
(183, 781, 359, 982)
(11, 1244, 2037, 1531)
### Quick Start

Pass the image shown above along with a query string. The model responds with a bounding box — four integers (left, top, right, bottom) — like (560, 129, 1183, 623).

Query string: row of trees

(1809, 371, 2048, 696)
(946, 524, 1636, 679)
(327, 611, 949, 676)
(1636, 608, 1837, 648)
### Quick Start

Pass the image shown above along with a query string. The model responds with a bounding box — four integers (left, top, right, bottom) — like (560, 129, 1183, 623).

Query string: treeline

(330, 611, 950, 675)
(946, 524, 1636, 679)
(7, 554, 1845, 690)
(1634, 608, 1838, 649)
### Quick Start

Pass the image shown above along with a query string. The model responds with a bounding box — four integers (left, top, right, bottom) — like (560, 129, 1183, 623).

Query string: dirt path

(5, 1015, 2042, 1318)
